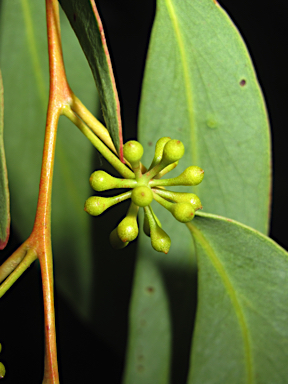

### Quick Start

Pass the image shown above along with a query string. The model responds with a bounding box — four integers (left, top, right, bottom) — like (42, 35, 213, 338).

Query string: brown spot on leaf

(146, 286, 155, 293)
(240, 79, 246, 87)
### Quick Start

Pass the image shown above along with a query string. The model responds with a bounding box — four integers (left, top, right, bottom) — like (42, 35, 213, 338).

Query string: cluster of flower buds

(85, 137, 204, 253)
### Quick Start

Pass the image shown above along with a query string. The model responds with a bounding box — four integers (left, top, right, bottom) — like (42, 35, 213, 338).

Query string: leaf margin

(0, 69, 10, 250)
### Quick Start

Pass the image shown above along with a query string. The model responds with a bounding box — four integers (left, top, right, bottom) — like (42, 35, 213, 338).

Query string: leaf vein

(188, 223, 254, 383)
(163, 0, 197, 166)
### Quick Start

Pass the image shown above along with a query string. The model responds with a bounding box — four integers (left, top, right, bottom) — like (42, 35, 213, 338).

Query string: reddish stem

(31, 1, 72, 382)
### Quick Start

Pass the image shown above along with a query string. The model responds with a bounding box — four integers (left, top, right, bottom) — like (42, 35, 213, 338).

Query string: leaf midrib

(163, 0, 197, 166)
(188, 222, 254, 383)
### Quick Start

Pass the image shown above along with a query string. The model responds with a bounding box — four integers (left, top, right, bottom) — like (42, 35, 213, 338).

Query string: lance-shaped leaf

(138, 0, 271, 234)
(0, 0, 98, 319)
(0, 70, 10, 250)
(187, 212, 288, 384)
(59, 0, 123, 158)
(126, 0, 272, 381)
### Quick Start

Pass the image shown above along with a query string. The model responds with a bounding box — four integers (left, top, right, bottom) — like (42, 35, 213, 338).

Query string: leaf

(187, 212, 288, 384)
(125, 0, 272, 381)
(0, 0, 98, 318)
(58, 0, 123, 158)
(138, 0, 271, 234)
(0, 70, 10, 250)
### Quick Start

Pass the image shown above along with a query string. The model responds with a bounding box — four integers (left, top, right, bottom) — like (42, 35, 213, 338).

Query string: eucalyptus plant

(0, 0, 288, 383)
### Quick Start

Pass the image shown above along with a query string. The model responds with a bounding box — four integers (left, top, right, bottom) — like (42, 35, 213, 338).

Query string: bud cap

(123, 140, 144, 164)
(171, 203, 195, 223)
(117, 216, 139, 243)
(150, 226, 171, 254)
(131, 186, 153, 207)
(162, 140, 185, 164)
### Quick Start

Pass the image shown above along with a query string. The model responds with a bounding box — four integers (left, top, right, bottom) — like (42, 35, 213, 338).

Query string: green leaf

(0, 0, 98, 318)
(126, 0, 272, 381)
(59, 0, 124, 157)
(187, 212, 288, 384)
(138, 0, 271, 234)
(0, 70, 10, 250)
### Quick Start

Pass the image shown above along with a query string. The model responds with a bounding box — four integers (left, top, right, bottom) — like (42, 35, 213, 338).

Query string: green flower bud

(123, 140, 144, 165)
(154, 189, 202, 210)
(117, 216, 139, 243)
(90, 170, 116, 191)
(170, 203, 195, 223)
(180, 166, 204, 186)
(149, 137, 171, 170)
(109, 228, 129, 249)
(0, 362, 5, 379)
(85, 196, 111, 216)
(162, 139, 185, 164)
(131, 186, 153, 207)
(144, 139, 184, 181)
(150, 165, 204, 188)
(90, 170, 137, 191)
(150, 225, 171, 254)
(85, 191, 132, 216)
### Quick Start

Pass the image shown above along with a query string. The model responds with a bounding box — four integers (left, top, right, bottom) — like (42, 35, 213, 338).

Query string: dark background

(1, 0, 287, 382)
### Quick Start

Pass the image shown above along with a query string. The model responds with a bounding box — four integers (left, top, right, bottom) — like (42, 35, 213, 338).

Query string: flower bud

(90, 170, 116, 191)
(154, 189, 202, 210)
(84, 196, 112, 216)
(117, 216, 139, 243)
(150, 225, 171, 254)
(90, 170, 136, 191)
(180, 166, 204, 186)
(85, 191, 132, 216)
(170, 203, 195, 223)
(149, 165, 204, 188)
(123, 140, 144, 165)
(131, 186, 153, 207)
(162, 139, 185, 165)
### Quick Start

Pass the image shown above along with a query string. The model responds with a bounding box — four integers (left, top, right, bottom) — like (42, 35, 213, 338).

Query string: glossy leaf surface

(0, 70, 10, 249)
(138, 0, 271, 234)
(59, 0, 123, 157)
(187, 212, 288, 384)
(0, 0, 97, 318)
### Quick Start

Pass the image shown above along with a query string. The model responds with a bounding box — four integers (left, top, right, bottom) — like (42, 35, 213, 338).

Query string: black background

(1, 0, 288, 382)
